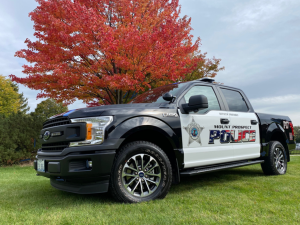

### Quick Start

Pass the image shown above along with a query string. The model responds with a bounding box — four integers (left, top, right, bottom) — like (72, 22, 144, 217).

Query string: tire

(261, 141, 287, 175)
(109, 141, 172, 203)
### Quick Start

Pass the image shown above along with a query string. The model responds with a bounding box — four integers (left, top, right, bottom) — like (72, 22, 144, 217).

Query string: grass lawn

(0, 157, 299, 225)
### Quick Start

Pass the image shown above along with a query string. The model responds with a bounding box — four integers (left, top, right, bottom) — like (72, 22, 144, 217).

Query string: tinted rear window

(221, 89, 249, 112)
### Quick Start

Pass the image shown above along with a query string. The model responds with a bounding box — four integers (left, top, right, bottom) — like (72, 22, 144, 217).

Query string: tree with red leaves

(11, 0, 222, 105)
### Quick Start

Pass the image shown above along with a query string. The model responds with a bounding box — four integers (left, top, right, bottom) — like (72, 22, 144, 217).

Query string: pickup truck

(34, 78, 296, 203)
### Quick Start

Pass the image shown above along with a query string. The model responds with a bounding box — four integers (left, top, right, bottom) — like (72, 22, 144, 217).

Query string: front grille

(43, 117, 70, 129)
(42, 117, 71, 152)
(41, 141, 70, 152)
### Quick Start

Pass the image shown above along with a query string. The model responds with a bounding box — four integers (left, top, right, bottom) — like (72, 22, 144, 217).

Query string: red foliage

(11, 0, 201, 105)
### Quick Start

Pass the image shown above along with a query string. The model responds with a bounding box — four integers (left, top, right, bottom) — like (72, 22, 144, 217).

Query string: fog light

(86, 160, 92, 168)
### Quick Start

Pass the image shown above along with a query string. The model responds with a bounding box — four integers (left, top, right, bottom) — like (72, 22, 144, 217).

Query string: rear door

(178, 84, 235, 168)
(218, 87, 260, 160)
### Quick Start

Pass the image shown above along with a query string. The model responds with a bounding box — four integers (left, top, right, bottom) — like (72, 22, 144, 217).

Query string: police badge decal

(183, 117, 205, 146)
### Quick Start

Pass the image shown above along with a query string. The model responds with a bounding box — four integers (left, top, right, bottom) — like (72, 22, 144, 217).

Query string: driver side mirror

(163, 92, 176, 103)
(182, 95, 208, 113)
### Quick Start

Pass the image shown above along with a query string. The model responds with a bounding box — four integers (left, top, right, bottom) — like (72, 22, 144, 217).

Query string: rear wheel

(261, 141, 287, 175)
(109, 141, 172, 203)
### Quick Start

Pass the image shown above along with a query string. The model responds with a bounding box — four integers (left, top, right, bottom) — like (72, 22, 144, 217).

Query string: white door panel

(229, 112, 260, 160)
(231, 144, 261, 160)
(179, 110, 235, 168)
(182, 145, 236, 168)
(180, 110, 261, 169)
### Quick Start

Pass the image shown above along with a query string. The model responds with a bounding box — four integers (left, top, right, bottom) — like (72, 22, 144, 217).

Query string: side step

(180, 160, 264, 176)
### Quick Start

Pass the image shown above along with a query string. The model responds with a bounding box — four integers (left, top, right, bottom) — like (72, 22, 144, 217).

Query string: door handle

(251, 120, 258, 125)
(221, 118, 230, 124)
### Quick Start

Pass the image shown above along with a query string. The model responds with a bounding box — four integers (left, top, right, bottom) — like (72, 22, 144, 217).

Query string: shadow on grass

(10, 166, 264, 210)
(59, 191, 114, 203)
(32, 167, 264, 206)
(170, 167, 264, 194)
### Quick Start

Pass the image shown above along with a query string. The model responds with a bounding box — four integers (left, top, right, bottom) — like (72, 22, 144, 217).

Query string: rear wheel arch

(263, 122, 290, 162)
(269, 131, 290, 162)
(261, 141, 287, 175)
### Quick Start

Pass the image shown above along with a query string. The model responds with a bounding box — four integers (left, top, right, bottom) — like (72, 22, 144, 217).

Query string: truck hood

(54, 103, 177, 119)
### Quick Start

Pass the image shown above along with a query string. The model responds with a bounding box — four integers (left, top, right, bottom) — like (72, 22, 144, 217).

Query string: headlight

(69, 116, 113, 147)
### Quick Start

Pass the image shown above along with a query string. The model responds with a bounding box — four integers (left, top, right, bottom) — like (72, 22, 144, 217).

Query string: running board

(180, 160, 265, 176)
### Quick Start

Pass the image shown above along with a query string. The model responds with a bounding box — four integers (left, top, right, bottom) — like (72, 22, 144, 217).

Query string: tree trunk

(115, 89, 123, 104)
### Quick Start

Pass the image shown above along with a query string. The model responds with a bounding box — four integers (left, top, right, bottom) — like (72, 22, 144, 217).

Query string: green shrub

(0, 113, 42, 166)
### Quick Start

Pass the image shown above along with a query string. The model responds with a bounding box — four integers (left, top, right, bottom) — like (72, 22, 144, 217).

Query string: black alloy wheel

(261, 141, 287, 175)
(109, 141, 172, 203)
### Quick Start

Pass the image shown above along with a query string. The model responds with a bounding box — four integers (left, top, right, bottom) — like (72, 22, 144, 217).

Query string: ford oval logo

(43, 131, 51, 141)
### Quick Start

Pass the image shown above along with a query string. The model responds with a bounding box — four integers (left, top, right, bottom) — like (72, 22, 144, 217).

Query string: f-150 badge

(283, 121, 289, 129)
(183, 117, 204, 146)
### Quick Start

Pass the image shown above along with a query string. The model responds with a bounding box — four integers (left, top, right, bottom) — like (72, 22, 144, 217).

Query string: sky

(0, 0, 299, 125)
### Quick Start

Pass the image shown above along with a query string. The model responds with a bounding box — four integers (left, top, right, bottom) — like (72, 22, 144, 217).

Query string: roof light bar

(199, 78, 215, 83)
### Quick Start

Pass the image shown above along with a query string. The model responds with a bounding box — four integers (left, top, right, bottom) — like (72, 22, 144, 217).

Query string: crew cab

(34, 78, 296, 203)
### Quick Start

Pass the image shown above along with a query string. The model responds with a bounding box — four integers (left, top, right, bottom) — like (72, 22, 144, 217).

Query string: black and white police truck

(35, 78, 296, 203)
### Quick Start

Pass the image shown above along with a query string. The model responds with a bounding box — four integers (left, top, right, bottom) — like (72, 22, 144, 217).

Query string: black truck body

(34, 79, 296, 201)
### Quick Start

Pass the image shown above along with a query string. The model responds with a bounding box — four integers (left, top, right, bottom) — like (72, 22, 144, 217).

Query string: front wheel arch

(109, 141, 173, 203)
(116, 128, 181, 184)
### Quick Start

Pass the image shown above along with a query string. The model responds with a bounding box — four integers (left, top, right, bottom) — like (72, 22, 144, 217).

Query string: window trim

(217, 87, 254, 113)
(177, 83, 226, 114)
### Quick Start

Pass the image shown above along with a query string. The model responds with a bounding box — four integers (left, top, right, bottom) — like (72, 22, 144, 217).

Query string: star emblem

(183, 117, 205, 146)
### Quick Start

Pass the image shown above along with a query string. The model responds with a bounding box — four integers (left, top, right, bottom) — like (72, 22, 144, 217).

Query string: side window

(220, 88, 249, 112)
(184, 86, 220, 114)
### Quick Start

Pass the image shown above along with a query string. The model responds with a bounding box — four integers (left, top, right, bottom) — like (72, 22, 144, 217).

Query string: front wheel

(109, 141, 172, 203)
(261, 141, 287, 175)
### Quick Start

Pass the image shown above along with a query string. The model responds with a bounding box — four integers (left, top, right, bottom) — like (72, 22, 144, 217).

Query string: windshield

(131, 83, 188, 104)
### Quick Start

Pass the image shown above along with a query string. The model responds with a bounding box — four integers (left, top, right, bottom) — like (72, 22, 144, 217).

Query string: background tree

(294, 126, 300, 143)
(0, 75, 20, 115)
(0, 112, 42, 165)
(10, 0, 223, 106)
(10, 82, 30, 114)
(183, 51, 225, 82)
(0, 98, 67, 166)
(32, 98, 68, 122)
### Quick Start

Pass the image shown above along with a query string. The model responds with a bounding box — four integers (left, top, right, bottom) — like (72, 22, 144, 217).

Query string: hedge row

(0, 113, 42, 166)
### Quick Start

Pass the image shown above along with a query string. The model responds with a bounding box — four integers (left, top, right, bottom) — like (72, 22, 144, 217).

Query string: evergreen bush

(0, 113, 42, 165)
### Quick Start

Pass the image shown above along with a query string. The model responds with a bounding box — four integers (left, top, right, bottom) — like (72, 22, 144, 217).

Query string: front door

(219, 88, 260, 160)
(179, 85, 236, 169)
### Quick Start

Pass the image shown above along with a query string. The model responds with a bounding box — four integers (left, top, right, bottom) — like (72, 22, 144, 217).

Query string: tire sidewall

(112, 142, 172, 203)
(270, 142, 287, 175)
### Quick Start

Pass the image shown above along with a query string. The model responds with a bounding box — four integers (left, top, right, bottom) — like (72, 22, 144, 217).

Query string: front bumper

(34, 150, 116, 194)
